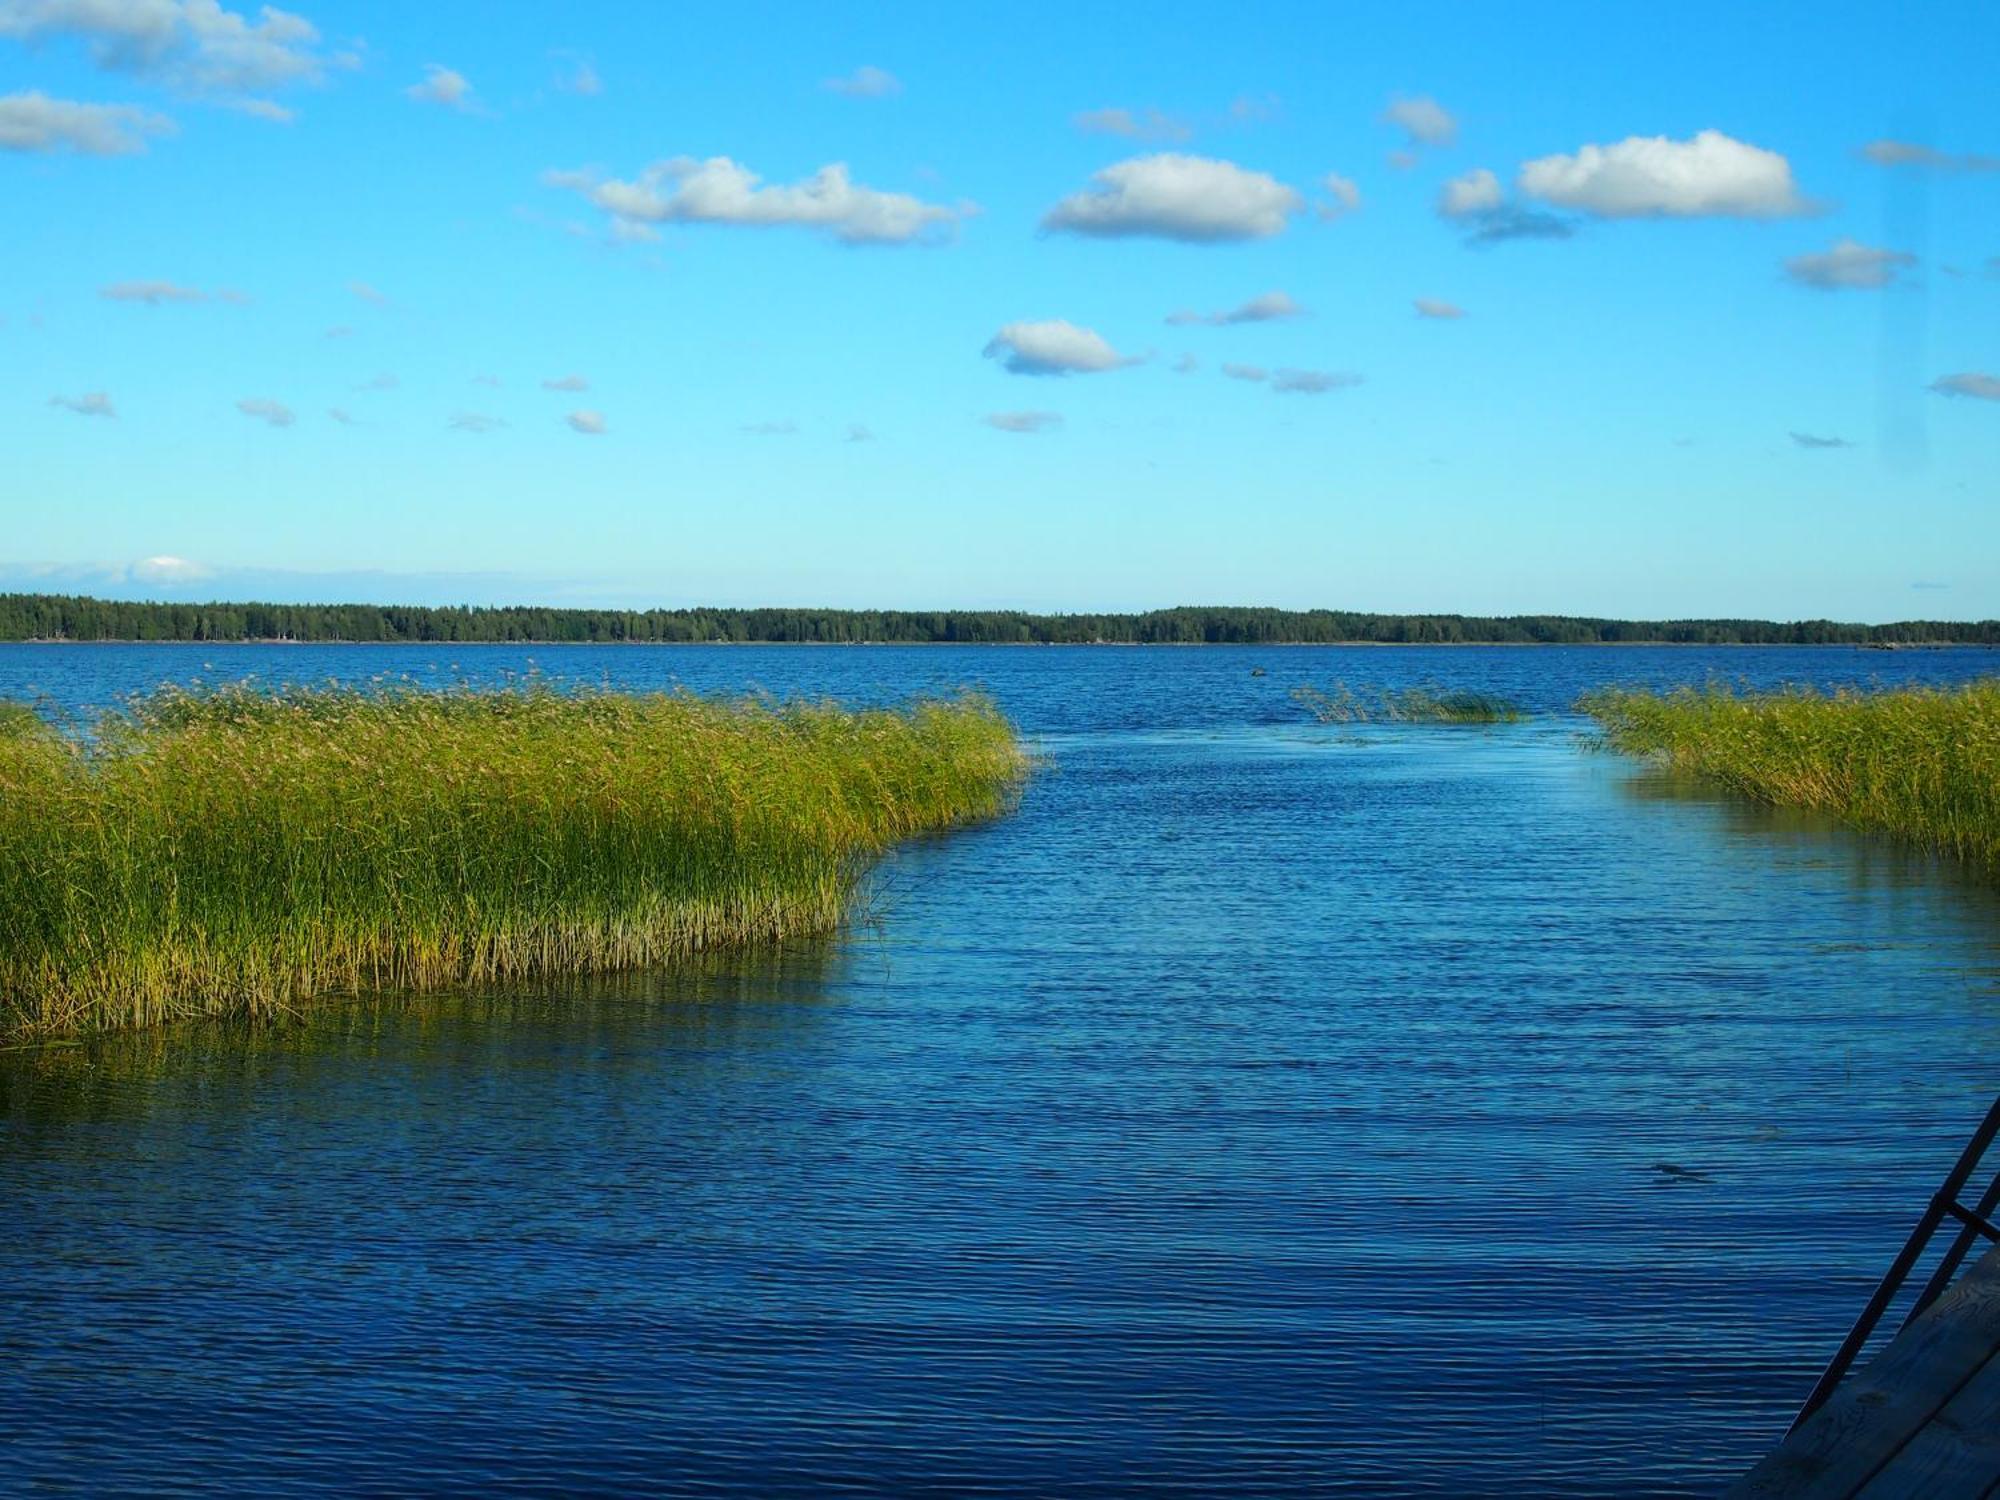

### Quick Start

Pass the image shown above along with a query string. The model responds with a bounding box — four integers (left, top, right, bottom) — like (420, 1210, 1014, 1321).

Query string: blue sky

(2, 0, 1996, 619)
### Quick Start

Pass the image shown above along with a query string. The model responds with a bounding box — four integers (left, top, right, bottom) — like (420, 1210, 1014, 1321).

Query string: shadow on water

(0, 938, 851, 1135)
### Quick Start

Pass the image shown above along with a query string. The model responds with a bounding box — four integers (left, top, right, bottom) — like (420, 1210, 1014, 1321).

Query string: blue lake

(4, 643, 1999, 1496)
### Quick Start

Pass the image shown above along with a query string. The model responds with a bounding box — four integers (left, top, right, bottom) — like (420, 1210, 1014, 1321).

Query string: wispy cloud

(1789, 431, 1853, 448)
(1414, 298, 1465, 319)
(49, 390, 115, 417)
(0, 91, 174, 154)
(742, 419, 798, 435)
(845, 423, 873, 442)
(236, 397, 294, 427)
(1222, 363, 1267, 383)
(1931, 372, 2000, 401)
(547, 156, 966, 245)
(448, 411, 505, 433)
(406, 64, 474, 111)
(1784, 238, 1915, 290)
(566, 410, 606, 435)
(1860, 140, 1998, 173)
(823, 65, 901, 99)
(1166, 290, 1304, 327)
(100, 279, 207, 304)
(541, 373, 589, 392)
(984, 410, 1061, 434)
(1272, 369, 1362, 395)
(1073, 106, 1191, 143)
(348, 280, 386, 305)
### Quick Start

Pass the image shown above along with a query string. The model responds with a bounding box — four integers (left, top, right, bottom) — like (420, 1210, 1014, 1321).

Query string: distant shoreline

(10, 638, 1994, 649)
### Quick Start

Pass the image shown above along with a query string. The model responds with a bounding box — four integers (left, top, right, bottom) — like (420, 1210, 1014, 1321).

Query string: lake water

(4, 643, 1999, 1496)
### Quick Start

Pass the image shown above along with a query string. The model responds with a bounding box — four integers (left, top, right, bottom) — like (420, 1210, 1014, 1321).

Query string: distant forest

(2, 594, 1996, 647)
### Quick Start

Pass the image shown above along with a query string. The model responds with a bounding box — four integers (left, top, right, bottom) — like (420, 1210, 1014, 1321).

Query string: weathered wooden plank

(1852, 1350, 2000, 1499)
(1726, 1246, 2000, 1498)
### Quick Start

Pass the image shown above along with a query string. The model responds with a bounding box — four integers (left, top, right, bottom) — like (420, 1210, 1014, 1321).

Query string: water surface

(4, 644, 1999, 1496)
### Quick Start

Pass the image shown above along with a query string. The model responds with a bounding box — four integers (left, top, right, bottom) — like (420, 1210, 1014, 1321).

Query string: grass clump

(1292, 684, 1525, 724)
(0, 683, 1026, 1041)
(1581, 681, 2000, 870)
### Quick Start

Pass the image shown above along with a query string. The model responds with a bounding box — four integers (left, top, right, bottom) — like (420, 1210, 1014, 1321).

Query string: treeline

(2, 594, 1996, 646)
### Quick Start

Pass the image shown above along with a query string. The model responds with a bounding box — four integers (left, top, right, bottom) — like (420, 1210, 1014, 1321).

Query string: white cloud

(547, 156, 964, 245)
(1273, 368, 1361, 394)
(327, 406, 354, 424)
(1221, 363, 1267, 383)
(0, 0, 343, 100)
(823, 64, 899, 99)
(1438, 167, 1504, 218)
(1783, 238, 1915, 290)
(1519, 130, 1809, 218)
(1319, 172, 1360, 219)
(566, 409, 606, 435)
(845, 423, 873, 442)
(1789, 431, 1852, 448)
(1860, 140, 1998, 173)
(101, 278, 205, 303)
(984, 410, 1061, 433)
(1414, 298, 1465, 319)
(348, 280, 385, 304)
(562, 59, 601, 96)
(49, 390, 115, 416)
(1072, 106, 1191, 143)
(129, 554, 210, 583)
(983, 319, 1133, 376)
(406, 64, 472, 110)
(541, 373, 589, 391)
(1931, 372, 2000, 401)
(1166, 290, 1304, 326)
(1383, 94, 1456, 148)
(236, 396, 293, 426)
(742, 419, 797, 435)
(0, 90, 173, 153)
(449, 411, 505, 433)
(1172, 353, 1198, 374)
(1041, 153, 1303, 242)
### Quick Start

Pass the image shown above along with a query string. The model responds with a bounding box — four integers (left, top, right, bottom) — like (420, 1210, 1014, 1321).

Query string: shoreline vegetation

(1293, 685, 1525, 723)
(0, 685, 1026, 1043)
(5, 594, 1998, 647)
(1583, 682, 2000, 872)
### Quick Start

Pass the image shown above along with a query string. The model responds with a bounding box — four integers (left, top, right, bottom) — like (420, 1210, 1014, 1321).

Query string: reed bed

(0, 683, 1026, 1041)
(1581, 680, 2000, 870)
(1291, 684, 1525, 724)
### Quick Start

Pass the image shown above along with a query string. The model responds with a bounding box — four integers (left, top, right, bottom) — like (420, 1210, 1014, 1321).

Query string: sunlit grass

(1291, 684, 1525, 724)
(0, 682, 1026, 1041)
(1581, 681, 2000, 870)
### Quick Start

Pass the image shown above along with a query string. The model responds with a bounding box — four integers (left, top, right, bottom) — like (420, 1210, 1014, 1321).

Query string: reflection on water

(4, 647, 2000, 1497)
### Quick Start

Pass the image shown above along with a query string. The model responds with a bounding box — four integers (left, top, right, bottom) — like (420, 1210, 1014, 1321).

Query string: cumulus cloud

(983, 319, 1134, 376)
(236, 396, 293, 426)
(1437, 167, 1573, 246)
(823, 64, 900, 99)
(0, 90, 173, 153)
(1383, 94, 1456, 149)
(449, 411, 505, 433)
(566, 409, 605, 435)
(1041, 153, 1304, 242)
(1789, 431, 1852, 448)
(1272, 368, 1361, 394)
(129, 554, 210, 583)
(1783, 238, 1915, 290)
(546, 156, 964, 245)
(1073, 106, 1191, 143)
(1221, 362, 1267, 383)
(984, 410, 1061, 433)
(0, 0, 346, 103)
(1166, 289, 1304, 327)
(1438, 167, 1504, 218)
(1860, 140, 1998, 173)
(49, 390, 115, 416)
(1414, 298, 1465, 319)
(1319, 172, 1360, 219)
(1931, 372, 2000, 401)
(100, 279, 205, 303)
(406, 64, 473, 110)
(1519, 130, 1809, 218)
(742, 419, 797, 435)
(541, 373, 589, 391)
